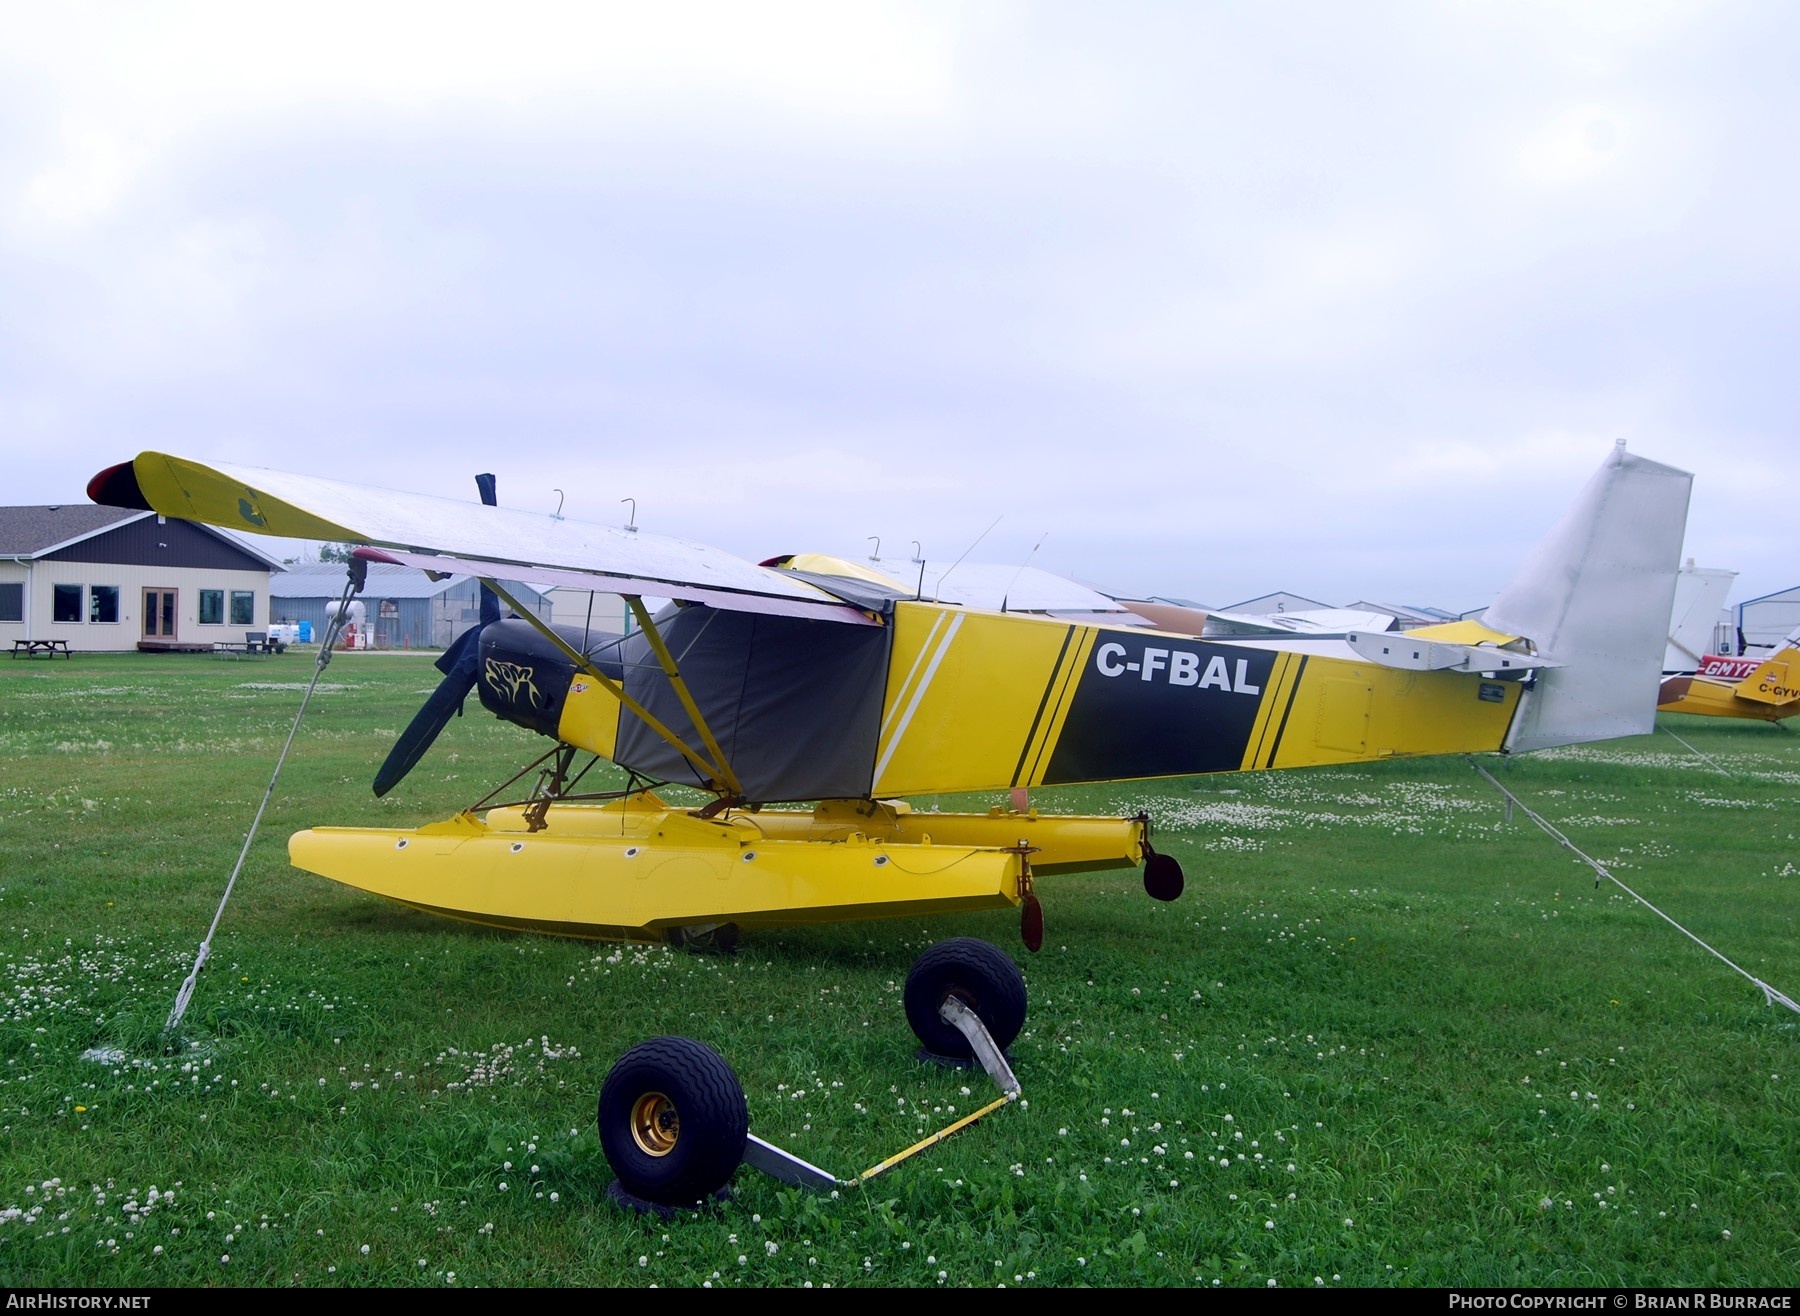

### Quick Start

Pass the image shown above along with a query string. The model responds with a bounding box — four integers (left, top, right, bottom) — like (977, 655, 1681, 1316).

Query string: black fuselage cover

(473, 608, 891, 802)
(476, 618, 627, 739)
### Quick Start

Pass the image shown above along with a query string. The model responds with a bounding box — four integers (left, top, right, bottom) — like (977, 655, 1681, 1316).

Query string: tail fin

(1484, 443, 1693, 751)
(1731, 625, 1800, 708)
(1664, 563, 1737, 673)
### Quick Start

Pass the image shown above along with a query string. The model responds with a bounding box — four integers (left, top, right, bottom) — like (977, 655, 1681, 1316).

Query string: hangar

(270, 561, 553, 650)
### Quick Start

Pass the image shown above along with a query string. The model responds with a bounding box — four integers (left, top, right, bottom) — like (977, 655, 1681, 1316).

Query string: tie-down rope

(1467, 757, 1798, 1016)
(1658, 723, 1734, 776)
(164, 563, 365, 1034)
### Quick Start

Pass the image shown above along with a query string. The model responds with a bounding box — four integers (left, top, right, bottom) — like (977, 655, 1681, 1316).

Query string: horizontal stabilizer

(1344, 631, 1558, 674)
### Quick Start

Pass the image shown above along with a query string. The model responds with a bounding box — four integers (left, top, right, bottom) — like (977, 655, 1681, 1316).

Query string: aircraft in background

(1658, 624, 1800, 724)
(87, 442, 1693, 951)
(1662, 561, 1738, 675)
(1652, 560, 1800, 724)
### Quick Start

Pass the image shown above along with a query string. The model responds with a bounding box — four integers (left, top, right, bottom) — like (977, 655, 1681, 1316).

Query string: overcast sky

(4, 1, 1795, 613)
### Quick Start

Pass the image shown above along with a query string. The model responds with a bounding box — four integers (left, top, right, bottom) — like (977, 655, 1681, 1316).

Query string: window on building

(0, 583, 21, 623)
(89, 586, 120, 624)
(53, 583, 82, 623)
(230, 591, 255, 626)
(199, 589, 224, 625)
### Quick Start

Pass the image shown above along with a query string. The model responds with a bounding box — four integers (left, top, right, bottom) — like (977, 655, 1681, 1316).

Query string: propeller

(372, 474, 501, 797)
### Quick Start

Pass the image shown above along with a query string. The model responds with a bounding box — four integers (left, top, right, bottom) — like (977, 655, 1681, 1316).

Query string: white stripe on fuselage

(873, 612, 965, 784)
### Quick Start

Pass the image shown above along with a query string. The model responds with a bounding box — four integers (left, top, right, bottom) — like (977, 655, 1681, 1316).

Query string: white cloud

(4, 0, 1797, 607)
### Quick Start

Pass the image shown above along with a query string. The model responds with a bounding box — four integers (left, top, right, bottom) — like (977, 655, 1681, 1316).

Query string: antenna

(621, 498, 638, 533)
(552, 489, 566, 520)
(930, 514, 1003, 600)
(868, 536, 882, 563)
(998, 532, 1048, 614)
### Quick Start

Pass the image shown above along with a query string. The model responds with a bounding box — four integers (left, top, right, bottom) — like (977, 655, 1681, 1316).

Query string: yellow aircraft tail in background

(1658, 626, 1800, 723)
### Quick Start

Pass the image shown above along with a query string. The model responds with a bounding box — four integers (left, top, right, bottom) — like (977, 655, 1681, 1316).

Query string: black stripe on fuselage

(1012, 625, 1077, 787)
(1042, 636, 1279, 783)
(1262, 654, 1308, 767)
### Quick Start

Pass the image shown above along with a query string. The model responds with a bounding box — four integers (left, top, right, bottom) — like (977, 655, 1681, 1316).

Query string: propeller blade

(372, 626, 483, 797)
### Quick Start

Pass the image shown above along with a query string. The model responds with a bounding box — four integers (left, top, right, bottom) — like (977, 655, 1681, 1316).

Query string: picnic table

(211, 631, 279, 658)
(11, 638, 72, 659)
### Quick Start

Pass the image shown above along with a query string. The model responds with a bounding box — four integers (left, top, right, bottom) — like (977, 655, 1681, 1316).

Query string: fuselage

(473, 600, 1529, 805)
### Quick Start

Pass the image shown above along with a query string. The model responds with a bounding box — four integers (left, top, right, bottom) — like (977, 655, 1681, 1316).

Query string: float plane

(87, 443, 1693, 951)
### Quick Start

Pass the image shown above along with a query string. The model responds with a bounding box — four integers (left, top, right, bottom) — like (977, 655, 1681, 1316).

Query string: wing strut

(624, 597, 743, 800)
(480, 580, 743, 798)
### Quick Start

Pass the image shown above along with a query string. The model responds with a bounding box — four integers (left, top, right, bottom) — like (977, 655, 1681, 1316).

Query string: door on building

(142, 588, 178, 640)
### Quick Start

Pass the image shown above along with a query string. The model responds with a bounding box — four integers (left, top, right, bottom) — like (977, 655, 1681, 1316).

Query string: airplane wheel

(903, 938, 1027, 1061)
(598, 1037, 749, 1208)
(663, 922, 740, 955)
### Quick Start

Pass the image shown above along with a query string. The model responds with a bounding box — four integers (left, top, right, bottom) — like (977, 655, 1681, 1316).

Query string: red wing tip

(87, 462, 151, 510)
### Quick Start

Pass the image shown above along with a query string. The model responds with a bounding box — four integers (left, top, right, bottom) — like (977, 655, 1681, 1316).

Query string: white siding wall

(0, 561, 272, 652)
(545, 587, 629, 636)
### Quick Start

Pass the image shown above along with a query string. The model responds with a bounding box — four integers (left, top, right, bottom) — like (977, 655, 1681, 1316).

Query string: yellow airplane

(1658, 626, 1800, 723)
(87, 443, 1693, 954)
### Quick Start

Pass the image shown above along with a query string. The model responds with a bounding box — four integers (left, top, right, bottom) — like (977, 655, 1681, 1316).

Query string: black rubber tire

(903, 937, 1028, 1060)
(598, 1037, 749, 1208)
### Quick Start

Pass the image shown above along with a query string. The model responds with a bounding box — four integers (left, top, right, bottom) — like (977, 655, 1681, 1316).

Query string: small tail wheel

(1142, 847, 1185, 902)
(903, 937, 1028, 1061)
(598, 1036, 749, 1208)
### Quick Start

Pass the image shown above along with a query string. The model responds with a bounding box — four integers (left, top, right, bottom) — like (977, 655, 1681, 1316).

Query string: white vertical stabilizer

(1664, 563, 1737, 672)
(1486, 444, 1693, 752)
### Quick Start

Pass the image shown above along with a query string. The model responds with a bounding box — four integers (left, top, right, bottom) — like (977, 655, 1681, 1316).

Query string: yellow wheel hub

(631, 1091, 680, 1157)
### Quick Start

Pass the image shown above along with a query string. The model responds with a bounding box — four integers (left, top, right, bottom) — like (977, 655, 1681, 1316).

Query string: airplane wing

(88, 452, 877, 626)
(1200, 607, 1399, 638)
(918, 563, 1137, 616)
(764, 554, 1146, 620)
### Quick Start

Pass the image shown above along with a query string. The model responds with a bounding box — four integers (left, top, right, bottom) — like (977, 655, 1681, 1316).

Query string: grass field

(1, 649, 1796, 1288)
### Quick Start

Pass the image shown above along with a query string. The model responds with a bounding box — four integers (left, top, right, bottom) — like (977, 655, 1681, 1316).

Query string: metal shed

(271, 562, 551, 650)
(1735, 585, 1800, 655)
